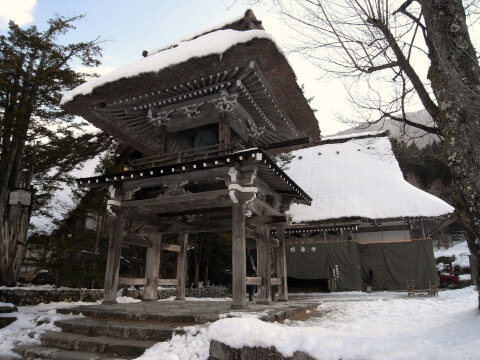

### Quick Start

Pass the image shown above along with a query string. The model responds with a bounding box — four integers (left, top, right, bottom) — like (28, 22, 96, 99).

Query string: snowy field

(2, 287, 478, 360)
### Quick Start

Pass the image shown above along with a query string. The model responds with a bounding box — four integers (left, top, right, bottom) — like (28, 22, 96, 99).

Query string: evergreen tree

(271, 152, 296, 170)
(391, 138, 452, 202)
(0, 15, 104, 285)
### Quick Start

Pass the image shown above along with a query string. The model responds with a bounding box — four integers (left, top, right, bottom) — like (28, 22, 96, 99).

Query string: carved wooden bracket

(179, 101, 205, 119)
(157, 183, 190, 198)
(147, 108, 174, 126)
(210, 91, 239, 112)
(246, 123, 265, 138)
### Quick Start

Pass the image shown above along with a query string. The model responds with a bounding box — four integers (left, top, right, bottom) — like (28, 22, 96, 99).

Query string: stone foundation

(209, 340, 315, 360)
(0, 286, 231, 306)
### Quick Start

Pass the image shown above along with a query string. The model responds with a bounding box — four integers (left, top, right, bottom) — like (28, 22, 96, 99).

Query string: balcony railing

(128, 142, 246, 170)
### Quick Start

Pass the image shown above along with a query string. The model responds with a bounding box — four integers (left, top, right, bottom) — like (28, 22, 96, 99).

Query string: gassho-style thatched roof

(285, 132, 455, 223)
(61, 10, 320, 156)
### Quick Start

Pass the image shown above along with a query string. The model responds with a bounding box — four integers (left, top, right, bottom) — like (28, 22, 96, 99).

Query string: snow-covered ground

(0, 296, 138, 358)
(434, 241, 471, 269)
(1, 287, 479, 360)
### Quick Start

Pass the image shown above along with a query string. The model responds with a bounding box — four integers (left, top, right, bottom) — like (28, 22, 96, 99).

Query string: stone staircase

(13, 299, 318, 359)
(14, 311, 187, 359)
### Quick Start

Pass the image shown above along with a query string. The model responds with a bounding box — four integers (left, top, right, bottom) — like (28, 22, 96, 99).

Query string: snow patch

(136, 326, 209, 360)
(435, 241, 471, 268)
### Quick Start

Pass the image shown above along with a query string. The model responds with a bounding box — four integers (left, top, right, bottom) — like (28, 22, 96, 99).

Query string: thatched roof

(61, 10, 320, 155)
(286, 133, 455, 222)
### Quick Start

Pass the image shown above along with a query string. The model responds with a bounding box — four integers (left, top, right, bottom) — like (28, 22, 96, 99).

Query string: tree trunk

(420, 0, 480, 308)
(0, 200, 31, 286)
(0, 139, 32, 286)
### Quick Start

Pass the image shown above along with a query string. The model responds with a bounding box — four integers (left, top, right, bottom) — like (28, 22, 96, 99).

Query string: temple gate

(62, 10, 320, 308)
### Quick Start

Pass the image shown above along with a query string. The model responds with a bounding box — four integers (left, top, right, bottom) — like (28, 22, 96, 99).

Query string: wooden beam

(157, 124, 167, 155)
(246, 276, 262, 285)
(256, 224, 271, 305)
(356, 225, 412, 233)
(245, 228, 279, 247)
(219, 111, 231, 151)
(103, 214, 125, 304)
(160, 243, 181, 252)
(231, 201, 247, 309)
(234, 102, 257, 143)
(429, 214, 457, 235)
(121, 189, 232, 216)
(118, 277, 147, 286)
(252, 177, 282, 206)
(245, 228, 262, 242)
(158, 279, 179, 286)
(141, 218, 232, 235)
(94, 112, 155, 156)
(123, 235, 152, 248)
(252, 62, 298, 134)
(230, 114, 249, 143)
(143, 234, 161, 301)
(176, 233, 188, 300)
(166, 111, 220, 133)
(271, 278, 282, 286)
(123, 235, 181, 252)
(275, 224, 288, 302)
(247, 215, 287, 226)
(247, 198, 283, 217)
(122, 166, 229, 190)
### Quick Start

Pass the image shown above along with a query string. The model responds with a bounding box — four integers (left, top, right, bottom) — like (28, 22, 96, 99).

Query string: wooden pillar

(276, 224, 288, 302)
(103, 214, 124, 304)
(176, 233, 189, 300)
(256, 225, 271, 305)
(157, 125, 167, 155)
(143, 234, 162, 301)
(219, 112, 230, 151)
(231, 200, 247, 309)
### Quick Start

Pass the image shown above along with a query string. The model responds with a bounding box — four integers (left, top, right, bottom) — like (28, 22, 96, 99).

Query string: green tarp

(286, 239, 437, 291)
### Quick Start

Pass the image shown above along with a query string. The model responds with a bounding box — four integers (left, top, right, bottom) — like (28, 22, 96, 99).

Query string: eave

(77, 148, 312, 205)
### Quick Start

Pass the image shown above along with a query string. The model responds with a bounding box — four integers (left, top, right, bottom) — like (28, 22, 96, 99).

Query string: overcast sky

(0, 0, 354, 136)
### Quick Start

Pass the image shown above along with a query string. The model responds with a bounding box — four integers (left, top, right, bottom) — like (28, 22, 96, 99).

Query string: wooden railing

(129, 142, 245, 170)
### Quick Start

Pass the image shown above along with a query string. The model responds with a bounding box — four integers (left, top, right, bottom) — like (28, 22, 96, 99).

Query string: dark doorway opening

(287, 277, 330, 293)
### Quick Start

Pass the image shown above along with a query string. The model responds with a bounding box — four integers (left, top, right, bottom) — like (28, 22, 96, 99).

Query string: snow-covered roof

(144, 13, 247, 57)
(61, 29, 272, 105)
(286, 135, 454, 222)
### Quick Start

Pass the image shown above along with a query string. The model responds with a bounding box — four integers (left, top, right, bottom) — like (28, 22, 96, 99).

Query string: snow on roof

(144, 13, 246, 57)
(321, 130, 387, 142)
(286, 136, 454, 222)
(61, 29, 272, 105)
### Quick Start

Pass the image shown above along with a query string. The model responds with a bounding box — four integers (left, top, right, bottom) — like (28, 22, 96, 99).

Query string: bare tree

(260, 0, 480, 307)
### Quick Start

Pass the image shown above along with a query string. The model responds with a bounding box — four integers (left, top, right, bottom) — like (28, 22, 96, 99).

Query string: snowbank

(207, 287, 480, 360)
(0, 301, 86, 358)
(435, 241, 471, 268)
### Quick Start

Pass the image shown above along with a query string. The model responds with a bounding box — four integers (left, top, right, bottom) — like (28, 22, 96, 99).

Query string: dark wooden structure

(64, 10, 319, 308)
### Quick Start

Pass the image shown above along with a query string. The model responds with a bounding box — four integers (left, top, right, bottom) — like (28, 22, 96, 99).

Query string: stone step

(39, 331, 156, 358)
(56, 306, 204, 323)
(54, 318, 183, 341)
(14, 345, 126, 360)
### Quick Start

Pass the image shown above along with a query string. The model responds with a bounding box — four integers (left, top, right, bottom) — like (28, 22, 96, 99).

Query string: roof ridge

(142, 9, 264, 58)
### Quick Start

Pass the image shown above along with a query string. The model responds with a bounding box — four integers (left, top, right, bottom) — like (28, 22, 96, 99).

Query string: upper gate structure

(61, 10, 320, 309)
